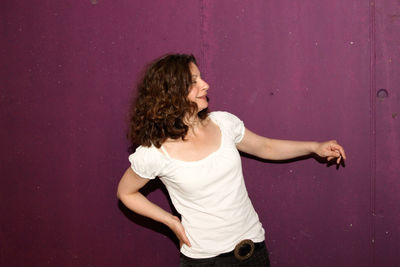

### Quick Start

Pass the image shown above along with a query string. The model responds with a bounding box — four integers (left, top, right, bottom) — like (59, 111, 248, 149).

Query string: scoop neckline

(154, 113, 224, 164)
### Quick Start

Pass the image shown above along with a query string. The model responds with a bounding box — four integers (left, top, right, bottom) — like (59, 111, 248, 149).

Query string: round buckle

(234, 239, 255, 261)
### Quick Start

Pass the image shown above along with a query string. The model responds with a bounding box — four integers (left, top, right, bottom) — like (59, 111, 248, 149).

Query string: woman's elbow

(116, 184, 124, 200)
(117, 188, 132, 203)
(116, 167, 147, 200)
(257, 140, 272, 160)
(116, 177, 127, 200)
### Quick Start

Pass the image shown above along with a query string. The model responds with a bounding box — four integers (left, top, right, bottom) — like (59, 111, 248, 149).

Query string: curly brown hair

(128, 54, 209, 148)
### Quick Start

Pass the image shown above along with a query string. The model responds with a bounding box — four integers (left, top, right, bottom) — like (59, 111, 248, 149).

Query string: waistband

(218, 240, 265, 260)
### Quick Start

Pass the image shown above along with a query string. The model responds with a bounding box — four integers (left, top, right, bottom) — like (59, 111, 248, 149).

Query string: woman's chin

(197, 104, 208, 111)
(196, 100, 208, 110)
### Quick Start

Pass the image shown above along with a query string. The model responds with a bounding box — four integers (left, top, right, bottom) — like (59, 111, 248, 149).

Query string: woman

(117, 54, 346, 266)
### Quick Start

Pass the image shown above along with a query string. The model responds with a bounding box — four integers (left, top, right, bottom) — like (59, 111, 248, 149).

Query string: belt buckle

(234, 239, 255, 261)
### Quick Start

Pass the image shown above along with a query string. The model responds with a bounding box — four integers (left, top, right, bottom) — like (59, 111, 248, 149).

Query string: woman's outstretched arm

(117, 167, 191, 247)
(236, 128, 346, 164)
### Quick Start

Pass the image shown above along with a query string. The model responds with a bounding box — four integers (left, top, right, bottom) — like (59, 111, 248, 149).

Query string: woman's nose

(202, 81, 209, 91)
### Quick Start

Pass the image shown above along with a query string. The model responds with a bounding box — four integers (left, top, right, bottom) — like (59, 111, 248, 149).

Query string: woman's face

(187, 62, 209, 111)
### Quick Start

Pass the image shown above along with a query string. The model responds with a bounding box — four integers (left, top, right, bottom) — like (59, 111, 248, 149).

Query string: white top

(128, 111, 265, 258)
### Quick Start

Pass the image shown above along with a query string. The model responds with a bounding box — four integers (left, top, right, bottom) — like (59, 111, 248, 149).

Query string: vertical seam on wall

(369, 0, 376, 266)
(199, 0, 208, 77)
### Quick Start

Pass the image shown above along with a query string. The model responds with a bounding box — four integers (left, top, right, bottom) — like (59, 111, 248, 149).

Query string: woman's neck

(184, 114, 206, 138)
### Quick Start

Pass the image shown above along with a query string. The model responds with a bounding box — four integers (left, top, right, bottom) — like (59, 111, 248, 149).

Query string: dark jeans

(179, 241, 270, 267)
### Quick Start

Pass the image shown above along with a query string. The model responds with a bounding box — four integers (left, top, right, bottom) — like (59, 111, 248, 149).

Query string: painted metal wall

(374, 0, 400, 266)
(1, 0, 399, 266)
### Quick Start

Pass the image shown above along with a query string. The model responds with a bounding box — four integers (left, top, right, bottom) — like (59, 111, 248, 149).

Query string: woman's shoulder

(132, 144, 156, 153)
(128, 144, 167, 179)
(209, 111, 245, 143)
(209, 111, 243, 124)
(129, 144, 164, 162)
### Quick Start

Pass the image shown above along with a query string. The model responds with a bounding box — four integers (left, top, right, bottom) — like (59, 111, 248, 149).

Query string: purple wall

(374, 0, 400, 265)
(1, 0, 399, 266)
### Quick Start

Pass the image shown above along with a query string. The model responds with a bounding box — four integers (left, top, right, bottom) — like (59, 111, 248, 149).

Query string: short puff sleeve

(128, 146, 164, 179)
(210, 111, 245, 144)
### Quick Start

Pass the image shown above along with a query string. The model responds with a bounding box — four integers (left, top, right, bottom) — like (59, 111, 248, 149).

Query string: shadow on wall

(117, 178, 181, 250)
(240, 152, 346, 170)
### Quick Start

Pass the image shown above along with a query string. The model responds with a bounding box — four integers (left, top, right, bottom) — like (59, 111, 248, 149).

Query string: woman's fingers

(330, 142, 347, 160)
(180, 232, 191, 247)
(321, 141, 346, 164)
(171, 216, 191, 247)
(176, 224, 191, 246)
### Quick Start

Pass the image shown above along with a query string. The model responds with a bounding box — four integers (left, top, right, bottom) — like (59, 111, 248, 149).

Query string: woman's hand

(314, 140, 346, 164)
(167, 216, 191, 248)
